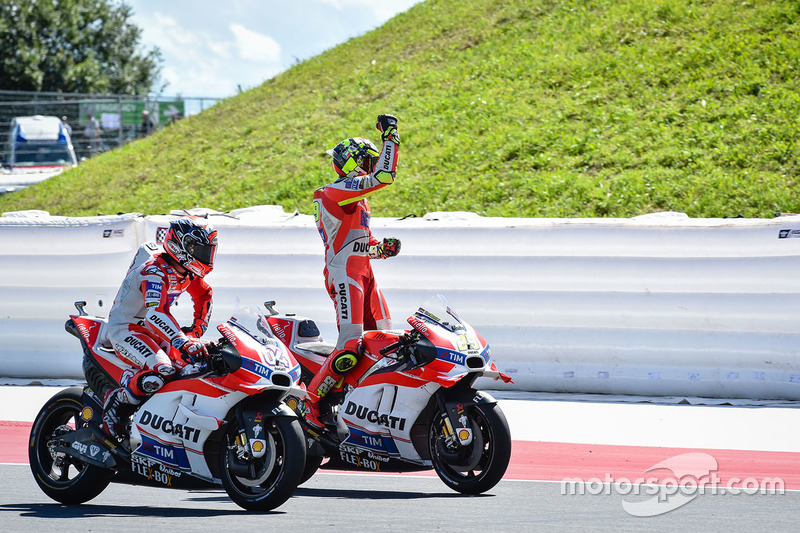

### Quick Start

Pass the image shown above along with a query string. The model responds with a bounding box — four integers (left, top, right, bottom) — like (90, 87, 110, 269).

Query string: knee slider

(138, 373, 166, 394)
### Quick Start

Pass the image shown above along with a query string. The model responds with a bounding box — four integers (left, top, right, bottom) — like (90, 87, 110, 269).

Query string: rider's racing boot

(304, 339, 361, 430)
(101, 386, 141, 439)
(303, 389, 326, 431)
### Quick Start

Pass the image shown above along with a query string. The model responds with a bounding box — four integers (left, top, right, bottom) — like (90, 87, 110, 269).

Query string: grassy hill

(1, 0, 798, 218)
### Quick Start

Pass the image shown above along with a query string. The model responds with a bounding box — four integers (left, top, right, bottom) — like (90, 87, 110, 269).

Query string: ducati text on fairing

(266, 294, 514, 494)
(28, 302, 307, 512)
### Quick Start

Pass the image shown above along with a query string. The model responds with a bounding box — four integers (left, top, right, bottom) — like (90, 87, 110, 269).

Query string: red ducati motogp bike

(267, 294, 513, 494)
(28, 302, 307, 511)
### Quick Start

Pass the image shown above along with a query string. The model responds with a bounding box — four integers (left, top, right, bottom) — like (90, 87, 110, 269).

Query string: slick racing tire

(429, 402, 511, 495)
(28, 387, 112, 504)
(219, 415, 306, 511)
(299, 455, 324, 485)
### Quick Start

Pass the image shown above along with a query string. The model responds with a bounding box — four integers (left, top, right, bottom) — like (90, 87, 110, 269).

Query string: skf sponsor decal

(339, 449, 384, 472)
(338, 445, 389, 472)
(344, 401, 406, 430)
(131, 454, 181, 486)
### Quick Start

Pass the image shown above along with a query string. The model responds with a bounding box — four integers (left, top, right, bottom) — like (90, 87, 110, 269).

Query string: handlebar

(179, 339, 228, 377)
(379, 331, 420, 357)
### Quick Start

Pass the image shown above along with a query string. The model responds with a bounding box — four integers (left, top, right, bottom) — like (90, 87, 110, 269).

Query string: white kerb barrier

(1, 206, 798, 400)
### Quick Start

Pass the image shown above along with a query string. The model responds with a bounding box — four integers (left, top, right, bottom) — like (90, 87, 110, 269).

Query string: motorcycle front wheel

(28, 387, 112, 504)
(299, 455, 324, 485)
(219, 415, 305, 511)
(429, 401, 511, 495)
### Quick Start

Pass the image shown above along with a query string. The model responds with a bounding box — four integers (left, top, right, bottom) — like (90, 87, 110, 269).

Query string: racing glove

(181, 319, 208, 339)
(376, 114, 399, 145)
(369, 237, 401, 259)
(173, 336, 210, 364)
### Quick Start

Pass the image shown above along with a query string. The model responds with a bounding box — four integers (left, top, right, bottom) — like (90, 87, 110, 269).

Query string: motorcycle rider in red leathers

(100, 217, 218, 438)
(305, 114, 401, 429)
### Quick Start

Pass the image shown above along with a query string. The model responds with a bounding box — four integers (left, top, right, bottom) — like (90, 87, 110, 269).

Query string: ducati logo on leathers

(338, 283, 349, 319)
(123, 336, 149, 354)
(352, 241, 369, 254)
(149, 315, 177, 338)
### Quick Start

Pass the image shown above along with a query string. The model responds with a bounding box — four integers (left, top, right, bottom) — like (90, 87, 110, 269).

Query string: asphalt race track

(2, 386, 800, 531)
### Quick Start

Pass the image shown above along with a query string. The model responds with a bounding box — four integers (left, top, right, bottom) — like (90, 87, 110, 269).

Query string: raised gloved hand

(370, 237, 401, 259)
(181, 319, 208, 339)
(173, 336, 210, 364)
(376, 114, 399, 144)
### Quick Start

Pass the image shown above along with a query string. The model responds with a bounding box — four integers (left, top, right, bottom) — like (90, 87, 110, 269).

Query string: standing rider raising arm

(305, 114, 402, 429)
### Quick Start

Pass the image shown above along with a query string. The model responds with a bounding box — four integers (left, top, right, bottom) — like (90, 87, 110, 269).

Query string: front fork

(435, 376, 498, 448)
(227, 402, 296, 477)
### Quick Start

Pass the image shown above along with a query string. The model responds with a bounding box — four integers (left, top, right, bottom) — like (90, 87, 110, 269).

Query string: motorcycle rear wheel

(429, 402, 511, 495)
(28, 387, 112, 504)
(219, 416, 305, 511)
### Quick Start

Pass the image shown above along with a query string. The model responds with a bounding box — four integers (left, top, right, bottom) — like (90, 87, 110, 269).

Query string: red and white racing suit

(312, 138, 399, 352)
(103, 242, 212, 401)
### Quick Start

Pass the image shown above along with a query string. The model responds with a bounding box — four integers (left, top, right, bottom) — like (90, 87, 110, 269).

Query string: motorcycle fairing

(218, 320, 303, 390)
(404, 310, 496, 387)
(70, 314, 104, 346)
(69, 315, 135, 386)
(338, 383, 436, 463)
(129, 390, 232, 481)
(119, 453, 217, 490)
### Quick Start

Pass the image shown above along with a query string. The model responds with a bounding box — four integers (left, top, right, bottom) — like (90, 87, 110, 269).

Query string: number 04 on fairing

(27, 302, 307, 512)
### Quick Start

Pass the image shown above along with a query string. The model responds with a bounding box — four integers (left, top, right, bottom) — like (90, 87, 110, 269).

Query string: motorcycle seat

(295, 341, 335, 357)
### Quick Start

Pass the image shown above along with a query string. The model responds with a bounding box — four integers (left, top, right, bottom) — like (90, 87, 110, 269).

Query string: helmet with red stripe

(163, 217, 218, 278)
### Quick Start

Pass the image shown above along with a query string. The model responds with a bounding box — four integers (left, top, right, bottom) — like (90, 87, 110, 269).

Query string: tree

(0, 0, 162, 95)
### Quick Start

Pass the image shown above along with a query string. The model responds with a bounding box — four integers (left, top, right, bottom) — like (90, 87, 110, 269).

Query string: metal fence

(0, 90, 223, 163)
